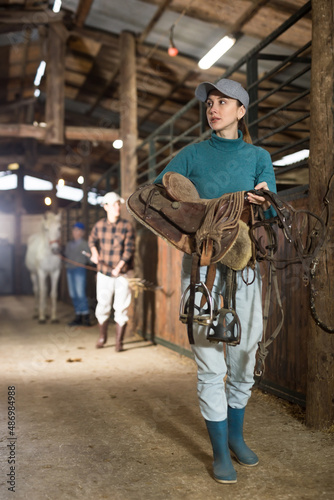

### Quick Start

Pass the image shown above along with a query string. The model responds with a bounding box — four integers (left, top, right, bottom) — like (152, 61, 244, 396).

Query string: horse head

(43, 211, 62, 254)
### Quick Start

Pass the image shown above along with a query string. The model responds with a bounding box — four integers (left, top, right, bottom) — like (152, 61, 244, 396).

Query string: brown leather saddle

(127, 172, 256, 271)
(127, 172, 260, 346)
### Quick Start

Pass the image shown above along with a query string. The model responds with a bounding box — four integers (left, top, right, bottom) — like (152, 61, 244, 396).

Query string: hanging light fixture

(168, 25, 179, 57)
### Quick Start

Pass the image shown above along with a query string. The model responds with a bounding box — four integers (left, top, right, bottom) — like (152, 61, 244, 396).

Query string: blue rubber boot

(205, 420, 237, 483)
(227, 406, 259, 466)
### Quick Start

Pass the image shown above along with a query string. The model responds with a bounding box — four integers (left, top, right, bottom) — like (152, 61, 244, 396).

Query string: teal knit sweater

(155, 131, 277, 217)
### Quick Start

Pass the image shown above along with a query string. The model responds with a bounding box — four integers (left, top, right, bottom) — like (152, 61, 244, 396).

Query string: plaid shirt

(88, 217, 135, 277)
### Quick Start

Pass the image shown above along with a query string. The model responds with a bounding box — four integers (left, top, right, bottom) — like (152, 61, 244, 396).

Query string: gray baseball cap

(195, 79, 249, 111)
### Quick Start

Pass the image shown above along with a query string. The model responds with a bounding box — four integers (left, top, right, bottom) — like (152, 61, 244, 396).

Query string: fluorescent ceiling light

(57, 185, 83, 202)
(198, 35, 236, 70)
(52, 0, 62, 13)
(56, 185, 103, 205)
(273, 149, 309, 166)
(34, 61, 46, 87)
(24, 175, 53, 191)
(0, 173, 17, 190)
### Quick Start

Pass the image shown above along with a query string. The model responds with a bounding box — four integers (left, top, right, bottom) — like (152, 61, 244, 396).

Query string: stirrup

(206, 307, 241, 345)
(179, 282, 214, 326)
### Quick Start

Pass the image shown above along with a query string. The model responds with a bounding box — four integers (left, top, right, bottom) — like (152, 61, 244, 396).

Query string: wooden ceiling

(0, 0, 312, 196)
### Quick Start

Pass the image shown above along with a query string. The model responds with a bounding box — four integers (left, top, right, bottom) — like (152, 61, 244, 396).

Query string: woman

(154, 78, 277, 484)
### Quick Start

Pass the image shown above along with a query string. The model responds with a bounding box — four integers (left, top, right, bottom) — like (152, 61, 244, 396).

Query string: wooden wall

(258, 196, 309, 405)
(132, 226, 189, 354)
(133, 196, 310, 405)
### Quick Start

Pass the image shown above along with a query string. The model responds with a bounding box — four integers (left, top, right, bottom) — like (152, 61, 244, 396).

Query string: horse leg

(50, 268, 60, 323)
(37, 269, 47, 323)
(30, 272, 39, 319)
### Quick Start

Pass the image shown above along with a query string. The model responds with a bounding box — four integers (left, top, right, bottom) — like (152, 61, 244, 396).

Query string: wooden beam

(45, 22, 67, 145)
(0, 98, 36, 113)
(0, 9, 63, 24)
(64, 126, 119, 141)
(75, 0, 95, 28)
(119, 31, 137, 212)
(137, 0, 173, 44)
(0, 124, 46, 139)
(0, 124, 120, 142)
(85, 0, 172, 115)
(14, 167, 24, 294)
(72, 26, 119, 47)
(138, 70, 199, 127)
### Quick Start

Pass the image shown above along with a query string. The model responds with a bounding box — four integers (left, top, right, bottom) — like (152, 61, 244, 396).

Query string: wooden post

(14, 166, 24, 294)
(119, 31, 138, 334)
(119, 31, 138, 215)
(82, 159, 90, 235)
(45, 22, 67, 145)
(306, 0, 334, 430)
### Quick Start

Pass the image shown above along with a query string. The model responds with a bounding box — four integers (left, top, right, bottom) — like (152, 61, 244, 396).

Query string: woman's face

(205, 90, 245, 139)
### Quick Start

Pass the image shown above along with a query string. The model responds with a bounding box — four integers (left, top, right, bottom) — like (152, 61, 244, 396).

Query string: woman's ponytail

(238, 116, 252, 144)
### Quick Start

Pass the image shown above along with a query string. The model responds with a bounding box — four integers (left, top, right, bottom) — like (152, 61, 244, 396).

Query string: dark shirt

(64, 238, 90, 269)
(88, 217, 135, 277)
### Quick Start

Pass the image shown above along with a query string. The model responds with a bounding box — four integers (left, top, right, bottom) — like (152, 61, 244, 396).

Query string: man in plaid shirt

(88, 192, 135, 351)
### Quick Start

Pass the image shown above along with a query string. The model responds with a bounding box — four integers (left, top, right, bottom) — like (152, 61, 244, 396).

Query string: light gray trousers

(181, 254, 263, 421)
(95, 272, 131, 327)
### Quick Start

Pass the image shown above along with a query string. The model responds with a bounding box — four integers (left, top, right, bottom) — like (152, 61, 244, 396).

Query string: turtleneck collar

(209, 130, 246, 151)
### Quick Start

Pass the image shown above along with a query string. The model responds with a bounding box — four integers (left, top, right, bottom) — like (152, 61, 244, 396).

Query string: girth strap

(186, 253, 200, 345)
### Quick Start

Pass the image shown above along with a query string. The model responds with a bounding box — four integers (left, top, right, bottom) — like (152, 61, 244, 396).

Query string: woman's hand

(247, 182, 271, 211)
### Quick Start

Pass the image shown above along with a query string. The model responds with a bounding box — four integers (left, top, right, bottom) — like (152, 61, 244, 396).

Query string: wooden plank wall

(134, 196, 310, 404)
(132, 226, 189, 352)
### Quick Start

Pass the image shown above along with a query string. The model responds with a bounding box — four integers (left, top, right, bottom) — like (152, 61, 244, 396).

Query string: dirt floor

(0, 295, 333, 500)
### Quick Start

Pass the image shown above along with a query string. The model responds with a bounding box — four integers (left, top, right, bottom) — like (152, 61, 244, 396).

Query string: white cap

(101, 192, 125, 206)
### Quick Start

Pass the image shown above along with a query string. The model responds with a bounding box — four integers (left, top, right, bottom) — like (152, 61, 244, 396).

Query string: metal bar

(249, 64, 311, 111)
(270, 136, 310, 158)
(247, 41, 312, 92)
(248, 89, 310, 128)
(254, 113, 310, 144)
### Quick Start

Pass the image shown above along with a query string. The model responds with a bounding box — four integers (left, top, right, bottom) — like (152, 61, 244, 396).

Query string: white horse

(25, 212, 62, 323)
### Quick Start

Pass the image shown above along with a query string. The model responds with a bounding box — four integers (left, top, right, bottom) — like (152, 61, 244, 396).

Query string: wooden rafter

(0, 124, 120, 142)
(75, 0, 95, 28)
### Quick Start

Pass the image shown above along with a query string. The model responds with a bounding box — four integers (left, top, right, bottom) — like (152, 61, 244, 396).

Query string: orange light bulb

(168, 46, 179, 57)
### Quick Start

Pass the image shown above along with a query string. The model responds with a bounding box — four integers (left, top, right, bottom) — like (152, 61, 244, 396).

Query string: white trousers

(95, 272, 132, 327)
(181, 255, 263, 422)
